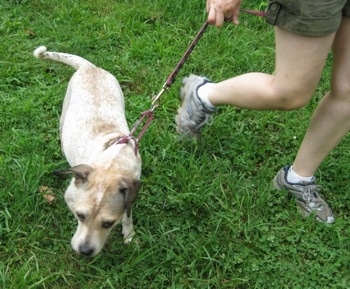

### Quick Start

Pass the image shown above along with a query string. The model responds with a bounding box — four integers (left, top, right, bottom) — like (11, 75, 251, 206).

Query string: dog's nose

(79, 245, 94, 257)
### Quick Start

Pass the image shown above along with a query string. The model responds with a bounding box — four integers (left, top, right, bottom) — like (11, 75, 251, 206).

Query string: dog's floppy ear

(53, 164, 93, 185)
(119, 179, 141, 218)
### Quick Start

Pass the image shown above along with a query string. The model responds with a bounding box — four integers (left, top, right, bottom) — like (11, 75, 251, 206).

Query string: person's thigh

(331, 17, 350, 95)
(272, 27, 335, 105)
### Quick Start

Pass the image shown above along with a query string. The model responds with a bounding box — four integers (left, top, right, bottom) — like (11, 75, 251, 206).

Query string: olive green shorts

(265, 0, 350, 36)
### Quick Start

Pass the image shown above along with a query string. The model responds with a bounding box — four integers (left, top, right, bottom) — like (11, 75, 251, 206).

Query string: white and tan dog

(34, 46, 141, 257)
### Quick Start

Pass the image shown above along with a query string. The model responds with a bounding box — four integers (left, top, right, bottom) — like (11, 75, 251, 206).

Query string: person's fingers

(215, 8, 225, 26)
(208, 5, 226, 27)
(207, 0, 241, 27)
(231, 9, 240, 25)
(207, 6, 217, 25)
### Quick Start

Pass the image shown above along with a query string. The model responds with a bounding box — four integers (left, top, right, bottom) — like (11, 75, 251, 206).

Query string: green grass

(1, 0, 350, 288)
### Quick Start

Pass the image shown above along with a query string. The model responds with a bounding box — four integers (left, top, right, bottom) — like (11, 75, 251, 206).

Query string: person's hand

(206, 0, 243, 27)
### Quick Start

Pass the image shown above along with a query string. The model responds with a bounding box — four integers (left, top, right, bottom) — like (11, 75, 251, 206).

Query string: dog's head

(55, 164, 140, 257)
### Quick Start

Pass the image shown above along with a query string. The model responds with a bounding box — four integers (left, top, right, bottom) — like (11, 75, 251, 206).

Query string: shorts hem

(265, 1, 343, 36)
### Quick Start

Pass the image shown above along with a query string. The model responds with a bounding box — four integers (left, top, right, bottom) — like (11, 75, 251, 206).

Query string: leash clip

(150, 83, 169, 112)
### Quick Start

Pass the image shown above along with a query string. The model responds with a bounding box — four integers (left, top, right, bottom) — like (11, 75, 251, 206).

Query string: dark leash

(116, 9, 266, 154)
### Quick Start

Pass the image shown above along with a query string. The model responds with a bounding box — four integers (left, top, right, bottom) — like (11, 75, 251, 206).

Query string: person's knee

(331, 81, 350, 100)
(273, 88, 312, 110)
(277, 97, 308, 110)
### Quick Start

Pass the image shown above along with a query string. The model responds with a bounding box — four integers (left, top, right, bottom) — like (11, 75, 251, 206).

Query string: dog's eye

(101, 221, 114, 229)
(76, 213, 85, 221)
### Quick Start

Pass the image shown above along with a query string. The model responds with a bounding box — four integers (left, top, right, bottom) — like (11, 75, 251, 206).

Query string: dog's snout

(79, 244, 94, 257)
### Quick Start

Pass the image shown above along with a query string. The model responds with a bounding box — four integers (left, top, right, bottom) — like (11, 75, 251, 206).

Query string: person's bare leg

(292, 18, 350, 177)
(175, 27, 336, 137)
(206, 27, 335, 110)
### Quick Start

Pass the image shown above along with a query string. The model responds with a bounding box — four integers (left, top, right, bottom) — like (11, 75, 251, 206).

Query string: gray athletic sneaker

(175, 74, 216, 137)
(274, 166, 334, 223)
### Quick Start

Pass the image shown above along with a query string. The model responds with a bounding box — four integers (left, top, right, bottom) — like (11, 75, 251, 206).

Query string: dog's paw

(124, 236, 140, 248)
(123, 229, 136, 244)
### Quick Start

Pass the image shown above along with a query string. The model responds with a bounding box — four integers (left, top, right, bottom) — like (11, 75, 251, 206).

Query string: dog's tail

(33, 46, 95, 70)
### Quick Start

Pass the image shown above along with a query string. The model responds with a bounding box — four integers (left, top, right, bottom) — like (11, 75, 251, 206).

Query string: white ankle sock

(287, 166, 313, 183)
(197, 83, 216, 109)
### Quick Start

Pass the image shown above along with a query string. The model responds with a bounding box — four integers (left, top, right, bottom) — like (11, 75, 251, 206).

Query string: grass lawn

(1, 0, 350, 288)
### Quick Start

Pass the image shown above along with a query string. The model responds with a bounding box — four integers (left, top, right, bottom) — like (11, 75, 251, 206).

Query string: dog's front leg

(122, 210, 135, 244)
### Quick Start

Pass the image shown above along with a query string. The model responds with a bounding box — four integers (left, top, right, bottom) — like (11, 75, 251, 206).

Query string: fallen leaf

(25, 28, 36, 37)
(43, 194, 55, 204)
(39, 186, 56, 204)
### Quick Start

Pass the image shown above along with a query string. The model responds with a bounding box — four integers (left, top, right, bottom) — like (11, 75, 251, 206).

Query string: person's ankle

(287, 165, 314, 183)
(197, 83, 216, 109)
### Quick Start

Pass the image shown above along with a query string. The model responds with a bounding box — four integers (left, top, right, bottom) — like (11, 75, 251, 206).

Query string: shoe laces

(302, 184, 323, 209)
(194, 113, 214, 130)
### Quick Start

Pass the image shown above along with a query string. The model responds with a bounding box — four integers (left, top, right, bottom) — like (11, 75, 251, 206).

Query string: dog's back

(34, 46, 129, 165)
